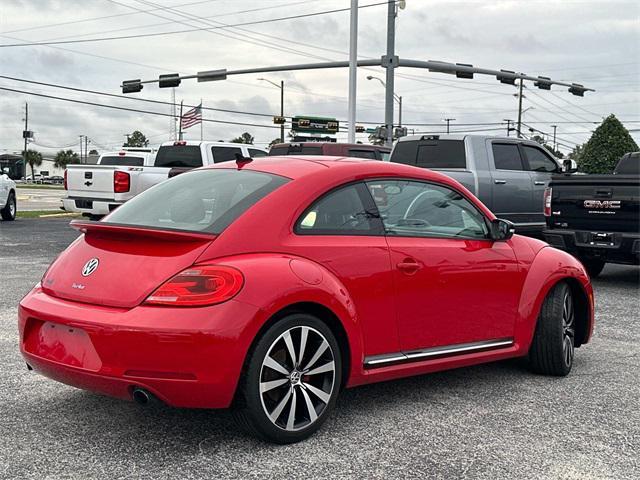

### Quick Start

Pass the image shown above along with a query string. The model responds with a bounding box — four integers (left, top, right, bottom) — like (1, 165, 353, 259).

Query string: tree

(89, 149, 99, 155)
(566, 144, 584, 162)
(53, 149, 80, 169)
(578, 115, 639, 174)
(23, 149, 42, 181)
(230, 132, 254, 144)
(268, 138, 282, 147)
(123, 130, 149, 147)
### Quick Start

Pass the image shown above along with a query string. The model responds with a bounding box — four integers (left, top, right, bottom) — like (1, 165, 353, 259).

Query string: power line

(0, 86, 280, 130)
(0, 1, 391, 48)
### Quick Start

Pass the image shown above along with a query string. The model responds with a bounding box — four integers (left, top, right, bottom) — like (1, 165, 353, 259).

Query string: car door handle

(534, 181, 545, 185)
(494, 179, 507, 184)
(397, 259, 421, 274)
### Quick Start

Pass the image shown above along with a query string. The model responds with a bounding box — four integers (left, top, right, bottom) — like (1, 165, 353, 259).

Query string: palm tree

(23, 149, 43, 181)
(53, 149, 80, 169)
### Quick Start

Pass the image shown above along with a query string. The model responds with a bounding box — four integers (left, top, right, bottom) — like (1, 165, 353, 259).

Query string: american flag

(180, 103, 202, 129)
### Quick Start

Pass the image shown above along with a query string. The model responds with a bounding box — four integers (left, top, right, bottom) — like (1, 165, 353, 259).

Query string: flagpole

(178, 100, 183, 141)
(200, 98, 203, 141)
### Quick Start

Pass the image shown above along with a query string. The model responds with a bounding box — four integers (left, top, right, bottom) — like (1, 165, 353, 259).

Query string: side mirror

(490, 219, 515, 241)
(562, 159, 577, 173)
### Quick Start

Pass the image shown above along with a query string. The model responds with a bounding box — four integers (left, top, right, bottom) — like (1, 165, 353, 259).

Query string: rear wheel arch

(235, 301, 352, 405)
(562, 277, 591, 347)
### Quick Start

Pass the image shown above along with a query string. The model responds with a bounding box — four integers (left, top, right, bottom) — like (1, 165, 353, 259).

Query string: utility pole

(178, 100, 184, 141)
(347, 0, 358, 143)
(85, 136, 89, 164)
(384, 0, 397, 147)
(551, 125, 557, 152)
(398, 96, 402, 128)
(279, 80, 284, 143)
(79, 135, 84, 163)
(444, 118, 456, 134)
(23, 102, 28, 180)
(516, 77, 524, 138)
(504, 119, 513, 137)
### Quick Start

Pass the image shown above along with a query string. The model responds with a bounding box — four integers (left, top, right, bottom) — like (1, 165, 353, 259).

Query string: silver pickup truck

(390, 134, 562, 235)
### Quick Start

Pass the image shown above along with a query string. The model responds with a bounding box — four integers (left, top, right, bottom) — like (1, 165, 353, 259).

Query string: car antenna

(235, 153, 253, 168)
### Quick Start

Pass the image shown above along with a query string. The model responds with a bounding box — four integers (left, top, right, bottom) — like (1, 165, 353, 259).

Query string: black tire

(528, 282, 576, 376)
(233, 313, 342, 444)
(1, 191, 16, 221)
(580, 258, 605, 278)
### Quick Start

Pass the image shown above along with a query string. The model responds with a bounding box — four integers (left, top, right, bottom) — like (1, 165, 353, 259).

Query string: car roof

(271, 142, 389, 150)
(203, 155, 462, 186)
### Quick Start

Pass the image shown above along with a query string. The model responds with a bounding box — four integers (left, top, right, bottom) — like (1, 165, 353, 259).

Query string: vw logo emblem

(81, 258, 100, 277)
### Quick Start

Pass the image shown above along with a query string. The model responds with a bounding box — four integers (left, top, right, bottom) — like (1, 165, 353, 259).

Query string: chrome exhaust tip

(132, 387, 151, 405)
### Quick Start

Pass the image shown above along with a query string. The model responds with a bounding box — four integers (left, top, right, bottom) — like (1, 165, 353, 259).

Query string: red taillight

(144, 265, 244, 307)
(543, 187, 552, 217)
(114, 171, 130, 193)
(63, 169, 68, 190)
(173, 141, 187, 146)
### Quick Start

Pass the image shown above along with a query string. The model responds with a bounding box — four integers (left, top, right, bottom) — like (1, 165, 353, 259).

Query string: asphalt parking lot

(15, 187, 65, 211)
(1, 217, 638, 479)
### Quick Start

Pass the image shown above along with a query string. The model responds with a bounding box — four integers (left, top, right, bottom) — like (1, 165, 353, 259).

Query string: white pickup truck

(1, 170, 17, 221)
(62, 141, 267, 218)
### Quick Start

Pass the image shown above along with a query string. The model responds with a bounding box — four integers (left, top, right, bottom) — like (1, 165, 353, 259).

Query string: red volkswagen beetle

(19, 156, 594, 443)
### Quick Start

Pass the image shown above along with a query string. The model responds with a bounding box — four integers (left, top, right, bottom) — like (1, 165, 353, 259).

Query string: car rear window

(416, 140, 466, 168)
(100, 156, 144, 167)
(154, 146, 202, 168)
(104, 169, 289, 233)
(391, 140, 466, 168)
(348, 149, 377, 159)
(211, 146, 242, 163)
(249, 148, 267, 158)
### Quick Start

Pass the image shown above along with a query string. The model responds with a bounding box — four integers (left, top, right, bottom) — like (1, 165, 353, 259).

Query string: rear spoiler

(70, 220, 216, 243)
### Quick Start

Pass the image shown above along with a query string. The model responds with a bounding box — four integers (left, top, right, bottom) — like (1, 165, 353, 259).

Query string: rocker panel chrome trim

(363, 338, 514, 368)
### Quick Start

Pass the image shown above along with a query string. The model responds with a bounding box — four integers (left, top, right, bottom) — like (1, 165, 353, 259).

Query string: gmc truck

(543, 152, 640, 277)
(390, 134, 563, 235)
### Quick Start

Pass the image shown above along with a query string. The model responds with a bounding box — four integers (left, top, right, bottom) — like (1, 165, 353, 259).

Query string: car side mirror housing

(490, 219, 515, 241)
(562, 159, 577, 173)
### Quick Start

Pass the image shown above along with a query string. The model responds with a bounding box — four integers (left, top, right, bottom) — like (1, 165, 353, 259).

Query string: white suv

(0, 171, 17, 221)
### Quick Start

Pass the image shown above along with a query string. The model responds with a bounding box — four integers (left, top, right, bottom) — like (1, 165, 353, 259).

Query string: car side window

(365, 180, 489, 239)
(211, 147, 242, 163)
(295, 183, 382, 235)
(492, 143, 524, 170)
(248, 148, 267, 158)
(522, 145, 559, 172)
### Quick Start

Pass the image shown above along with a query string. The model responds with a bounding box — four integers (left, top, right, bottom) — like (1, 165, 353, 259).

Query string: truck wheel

(233, 314, 342, 444)
(528, 282, 575, 376)
(1, 191, 16, 221)
(580, 258, 605, 278)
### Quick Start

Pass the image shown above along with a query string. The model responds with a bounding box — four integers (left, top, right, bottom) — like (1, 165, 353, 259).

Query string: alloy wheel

(562, 289, 575, 367)
(259, 326, 336, 432)
(9, 196, 16, 217)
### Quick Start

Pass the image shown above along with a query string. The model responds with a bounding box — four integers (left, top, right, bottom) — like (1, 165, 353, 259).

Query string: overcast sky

(0, 0, 638, 155)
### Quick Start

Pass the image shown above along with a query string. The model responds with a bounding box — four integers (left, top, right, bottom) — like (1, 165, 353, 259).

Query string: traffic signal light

(298, 119, 310, 127)
(122, 79, 143, 94)
(568, 83, 586, 97)
(273, 116, 286, 124)
(534, 76, 552, 90)
(159, 73, 181, 88)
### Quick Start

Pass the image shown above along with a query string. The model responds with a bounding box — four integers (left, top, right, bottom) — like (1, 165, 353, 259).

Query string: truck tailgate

(549, 175, 640, 233)
(66, 165, 118, 199)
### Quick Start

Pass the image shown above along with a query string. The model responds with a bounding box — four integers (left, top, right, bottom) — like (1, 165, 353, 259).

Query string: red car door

(365, 179, 523, 352)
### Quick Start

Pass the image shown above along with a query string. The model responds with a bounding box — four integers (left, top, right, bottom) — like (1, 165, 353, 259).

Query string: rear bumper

(543, 229, 640, 264)
(19, 287, 262, 408)
(62, 198, 122, 216)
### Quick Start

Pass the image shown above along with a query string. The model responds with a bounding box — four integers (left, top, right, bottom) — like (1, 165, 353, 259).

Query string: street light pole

(258, 78, 285, 143)
(551, 124, 557, 151)
(367, 75, 401, 129)
(347, 0, 358, 143)
(384, 0, 397, 147)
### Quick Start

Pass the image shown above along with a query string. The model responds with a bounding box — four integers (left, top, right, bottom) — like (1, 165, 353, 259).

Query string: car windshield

(104, 169, 289, 233)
